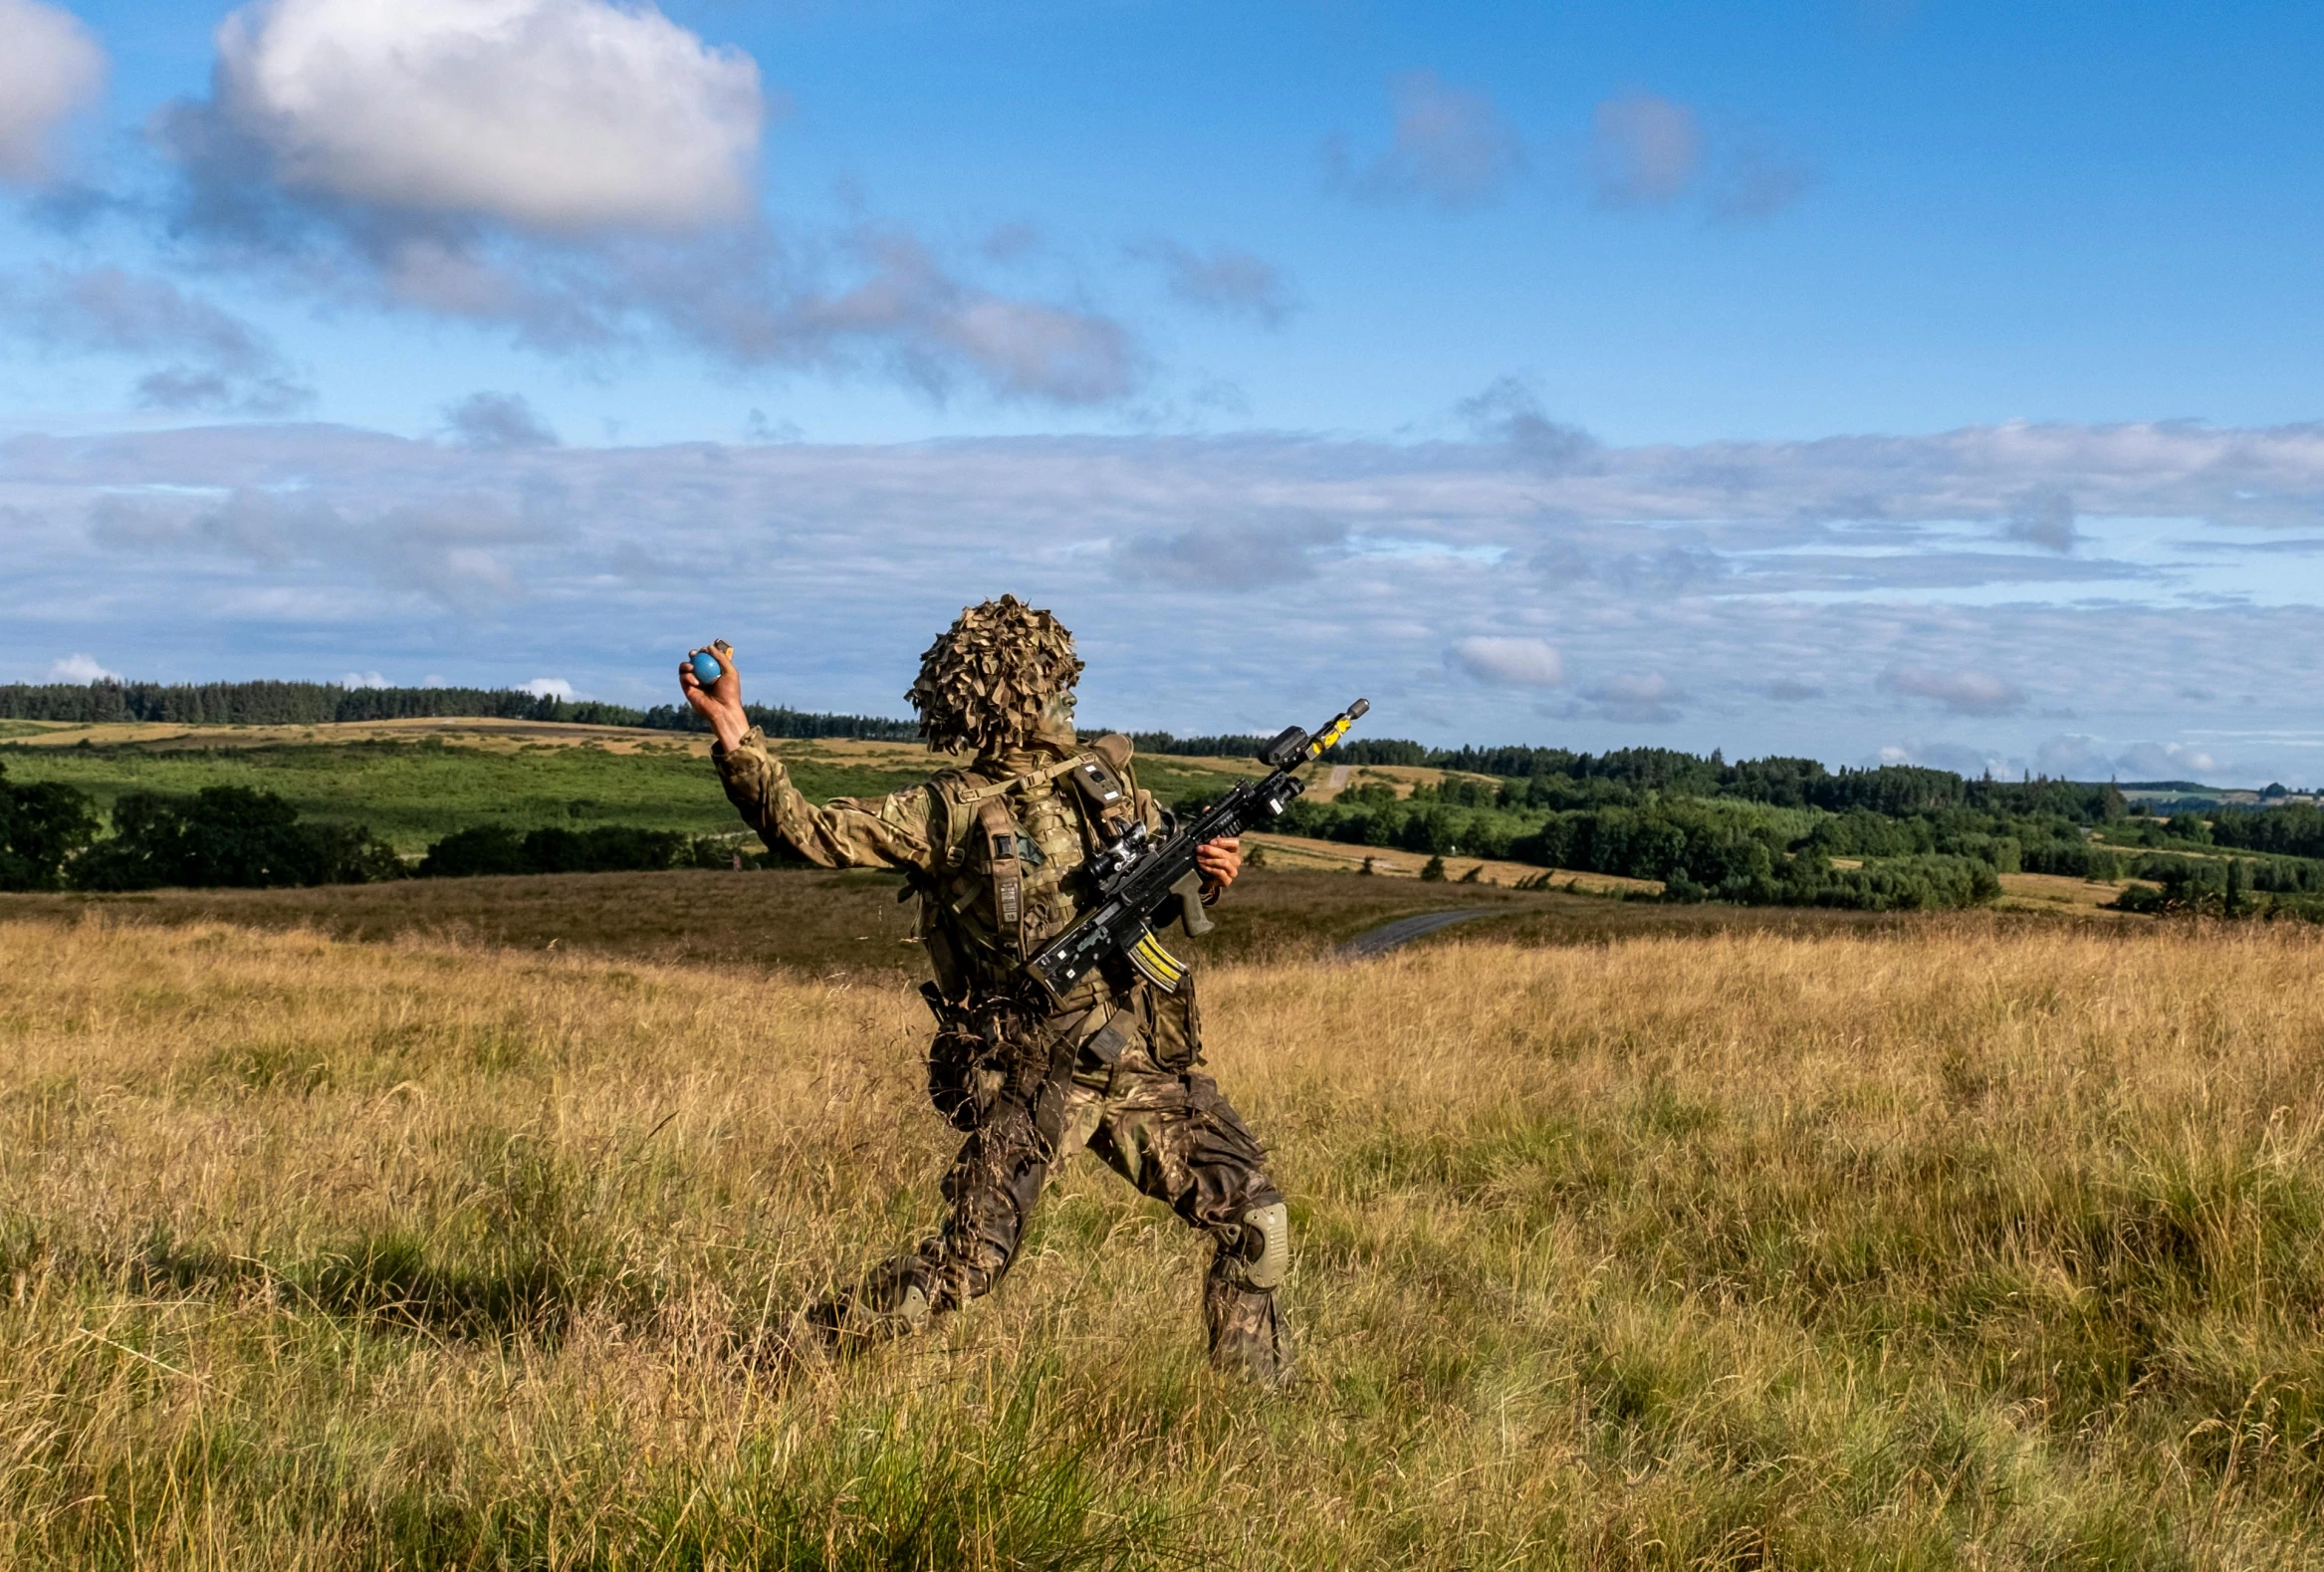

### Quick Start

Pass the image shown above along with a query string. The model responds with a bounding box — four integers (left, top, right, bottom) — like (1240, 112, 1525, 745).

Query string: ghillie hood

(905, 595, 1083, 756)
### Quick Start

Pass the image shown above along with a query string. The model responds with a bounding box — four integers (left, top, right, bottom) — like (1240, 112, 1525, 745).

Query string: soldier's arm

(713, 732, 938, 872)
(680, 640, 937, 873)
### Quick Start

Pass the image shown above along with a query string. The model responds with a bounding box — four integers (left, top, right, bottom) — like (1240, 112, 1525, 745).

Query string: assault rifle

(1025, 698, 1369, 1001)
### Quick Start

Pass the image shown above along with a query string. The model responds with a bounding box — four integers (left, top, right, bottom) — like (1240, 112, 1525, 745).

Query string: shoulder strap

(947, 753, 1085, 809)
(922, 770, 977, 869)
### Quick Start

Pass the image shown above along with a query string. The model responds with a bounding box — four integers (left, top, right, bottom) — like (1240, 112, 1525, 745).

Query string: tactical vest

(915, 735, 1143, 1008)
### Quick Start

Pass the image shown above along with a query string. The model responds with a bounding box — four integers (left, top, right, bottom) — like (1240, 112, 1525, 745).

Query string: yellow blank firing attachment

(1305, 697, 1370, 761)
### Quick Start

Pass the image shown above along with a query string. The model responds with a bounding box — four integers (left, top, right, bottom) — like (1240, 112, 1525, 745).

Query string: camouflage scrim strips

(906, 594, 1085, 756)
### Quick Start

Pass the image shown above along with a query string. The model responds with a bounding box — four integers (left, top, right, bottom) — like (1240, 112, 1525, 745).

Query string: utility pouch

(974, 796, 1027, 954)
(1080, 1011, 1130, 1066)
(1067, 751, 1130, 819)
(1142, 978, 1203, 1071)
(1065, 742, 1142, 860)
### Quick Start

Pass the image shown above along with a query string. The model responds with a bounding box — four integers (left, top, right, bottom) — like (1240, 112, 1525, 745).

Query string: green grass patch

(0, 737, 930, 852)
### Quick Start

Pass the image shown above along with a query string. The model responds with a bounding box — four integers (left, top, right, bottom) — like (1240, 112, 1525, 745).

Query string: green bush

(0, 762, 99, 890)
(419, 823, 697, 878)
(2022, 838, 2124, 880)
(68, 786, 401, 891)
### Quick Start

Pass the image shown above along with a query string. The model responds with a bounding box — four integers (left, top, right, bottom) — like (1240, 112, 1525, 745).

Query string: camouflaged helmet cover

(907, 595, 1084, 755)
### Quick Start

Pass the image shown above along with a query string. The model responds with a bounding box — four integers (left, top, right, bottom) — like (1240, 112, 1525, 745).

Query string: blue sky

(5, 0, 2324, 784)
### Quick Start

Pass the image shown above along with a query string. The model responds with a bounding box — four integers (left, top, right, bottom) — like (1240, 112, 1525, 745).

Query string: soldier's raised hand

(678, 639, 750, 750)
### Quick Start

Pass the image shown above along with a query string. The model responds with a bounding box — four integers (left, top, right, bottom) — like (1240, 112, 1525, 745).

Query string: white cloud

(2, 268, 313, 414)
(524, 676, 575, 700)
(144, 4, 1142, 407)
(1591, 94, 1701, 207)
(2038, 736, 2223, 782)
(85, 485, 549, 613)
(1450, 636, 1564, 688)
(1130, 240, 1296, 328)
(0, 0, 106, 187)
(2114, 741, 2220, 781)
(1330, 72, 1524, 211)
(339, 670, 389, 688)
(211, 0, 764, 230)
(1116, 519, 1344, 587)
(46, 652, 120, 683)
(1710, 130, 1815, 221)
(1580, 670, 1682, 724)
(1879, 665, 2026, 716)
(18, 414, 2324, 783)
(1456, 377, 1598, 475)
(2003, 486, 2078, 553)
(826, 235, 1134, 402)
(444, 391, 559, 451)
(158, 80, 1142, 408)
(2031, 734, 2110, 777)
(1587, 94, 1811, 221)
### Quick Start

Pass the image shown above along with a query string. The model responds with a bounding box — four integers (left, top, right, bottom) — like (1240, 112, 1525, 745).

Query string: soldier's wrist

(711, 728, 763, 765)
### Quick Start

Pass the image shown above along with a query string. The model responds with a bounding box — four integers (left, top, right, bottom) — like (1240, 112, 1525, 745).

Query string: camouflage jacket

(714, 729, 1195, 1032)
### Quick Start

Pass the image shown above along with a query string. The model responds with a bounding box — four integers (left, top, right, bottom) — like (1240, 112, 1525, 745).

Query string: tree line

(1272, 786, 2159, 911)
(0, 680, 919, 741)
(0, 682, 2146, 828)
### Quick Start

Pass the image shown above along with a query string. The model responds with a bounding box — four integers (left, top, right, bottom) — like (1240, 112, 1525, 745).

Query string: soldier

(680, 596, 1292, 1384)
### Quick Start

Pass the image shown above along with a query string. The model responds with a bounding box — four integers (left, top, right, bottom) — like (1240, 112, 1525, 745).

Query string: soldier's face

(1037, 688, 1077, 742)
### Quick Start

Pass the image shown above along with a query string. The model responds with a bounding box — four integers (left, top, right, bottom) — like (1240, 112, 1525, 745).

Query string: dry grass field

(7, 912, 2324, 1568)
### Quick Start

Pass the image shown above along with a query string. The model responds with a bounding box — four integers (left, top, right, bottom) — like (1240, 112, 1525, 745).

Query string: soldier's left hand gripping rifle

(1024, 698, 1369, 1003)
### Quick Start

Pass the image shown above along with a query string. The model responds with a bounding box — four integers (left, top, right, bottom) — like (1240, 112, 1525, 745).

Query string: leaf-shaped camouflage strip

(906, 594, 1084, 756)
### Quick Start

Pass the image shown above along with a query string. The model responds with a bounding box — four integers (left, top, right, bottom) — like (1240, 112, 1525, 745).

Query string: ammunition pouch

(1139, 976, 1203, 1071)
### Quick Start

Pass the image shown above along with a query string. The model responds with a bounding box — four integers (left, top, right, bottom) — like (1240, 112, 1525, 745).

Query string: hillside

(0, 720, 1285, 854)
(12, 707, 2324, 925)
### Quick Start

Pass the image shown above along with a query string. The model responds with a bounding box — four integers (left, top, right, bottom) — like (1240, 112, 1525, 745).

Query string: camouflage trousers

(817, 1040, 1292, 1385)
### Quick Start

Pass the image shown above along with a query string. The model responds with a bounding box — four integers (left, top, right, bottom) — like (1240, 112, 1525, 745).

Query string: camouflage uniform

(713, 606, 1290, 1382)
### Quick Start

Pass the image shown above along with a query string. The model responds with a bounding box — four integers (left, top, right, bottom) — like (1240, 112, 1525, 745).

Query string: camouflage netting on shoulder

(907, 595, 1084, 755)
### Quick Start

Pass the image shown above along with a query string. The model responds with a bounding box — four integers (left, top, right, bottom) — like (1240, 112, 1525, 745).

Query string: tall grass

(6, 913, 2324, 1566)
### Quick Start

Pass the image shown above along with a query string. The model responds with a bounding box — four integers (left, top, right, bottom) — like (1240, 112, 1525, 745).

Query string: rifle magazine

(1127, 928, 1188, 992)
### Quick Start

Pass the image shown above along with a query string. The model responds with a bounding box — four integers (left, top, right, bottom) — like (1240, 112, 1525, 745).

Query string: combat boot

(805, 1260, 936, 1355)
